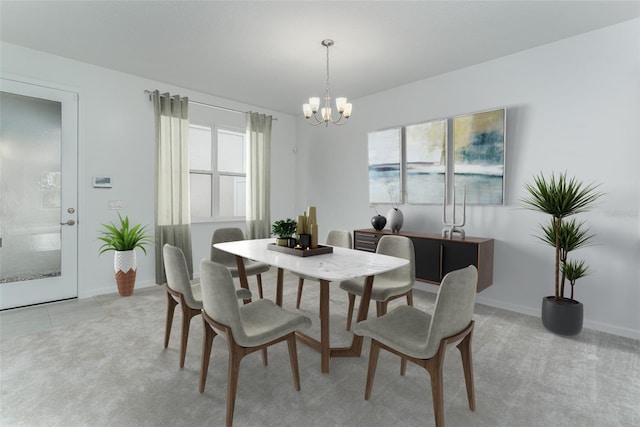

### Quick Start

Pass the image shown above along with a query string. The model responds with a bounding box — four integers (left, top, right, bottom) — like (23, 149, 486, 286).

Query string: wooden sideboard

(353, 229, 494, 292)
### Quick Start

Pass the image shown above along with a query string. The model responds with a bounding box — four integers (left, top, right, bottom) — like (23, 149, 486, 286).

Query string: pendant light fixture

(302, 39, 352, 126)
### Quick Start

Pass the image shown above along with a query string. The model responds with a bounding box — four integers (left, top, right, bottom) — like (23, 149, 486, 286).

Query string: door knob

(60, 219, 76, 226)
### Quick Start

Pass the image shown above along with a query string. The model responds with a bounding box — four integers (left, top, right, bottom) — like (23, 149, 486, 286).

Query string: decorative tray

(267, 243, 333, 257)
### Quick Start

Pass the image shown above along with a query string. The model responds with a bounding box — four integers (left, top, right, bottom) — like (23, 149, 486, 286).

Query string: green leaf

(97, 213, 152, 255)
(562, 259, 590, 282)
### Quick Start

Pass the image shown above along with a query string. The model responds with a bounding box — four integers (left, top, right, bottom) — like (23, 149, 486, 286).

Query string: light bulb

(309, 97, 320, 112)
(303, 104, 312, 118)
(343, 103, 353, 118)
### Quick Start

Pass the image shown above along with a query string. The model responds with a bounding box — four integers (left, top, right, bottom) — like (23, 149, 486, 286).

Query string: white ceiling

(1, 1, 639, 115)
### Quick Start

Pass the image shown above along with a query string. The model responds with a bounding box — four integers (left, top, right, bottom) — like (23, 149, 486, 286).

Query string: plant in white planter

(522, 172, 602, 335)
(98, 213, 152, 296)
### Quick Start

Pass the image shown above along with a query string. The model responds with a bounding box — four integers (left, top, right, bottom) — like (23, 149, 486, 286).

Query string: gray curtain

(245, 112, 273, 239)
(152, 91, 193, 284)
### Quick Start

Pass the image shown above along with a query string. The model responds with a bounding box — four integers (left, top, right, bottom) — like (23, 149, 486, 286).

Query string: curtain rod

(144, 90, 277, 120)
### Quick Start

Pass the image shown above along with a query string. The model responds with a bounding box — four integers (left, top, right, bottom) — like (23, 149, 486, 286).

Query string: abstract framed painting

(453, 108, 506, 205)
(368, 127, 402, 205)
(405, 119, 447, 204)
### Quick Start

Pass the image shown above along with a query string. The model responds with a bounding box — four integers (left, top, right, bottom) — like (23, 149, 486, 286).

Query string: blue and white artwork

(406, 119, 446, 204)
(453, 108, 505, 205)
(368, 127, 402, 205)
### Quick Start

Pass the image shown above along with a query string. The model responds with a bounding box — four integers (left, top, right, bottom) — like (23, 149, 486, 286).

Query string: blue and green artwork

(453, 109, 505, 204)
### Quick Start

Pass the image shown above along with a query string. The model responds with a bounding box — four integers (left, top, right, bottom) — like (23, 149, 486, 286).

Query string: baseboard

(415, 282, 639, 340)
(80, 279, 160, 299)
(475, 294, 639, 340)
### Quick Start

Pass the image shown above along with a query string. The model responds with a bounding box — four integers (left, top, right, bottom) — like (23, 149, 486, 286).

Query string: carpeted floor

(1, 268, 639, 427)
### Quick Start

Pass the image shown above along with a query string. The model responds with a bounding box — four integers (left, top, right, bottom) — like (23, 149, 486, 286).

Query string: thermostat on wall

(93, 176, 112, 188)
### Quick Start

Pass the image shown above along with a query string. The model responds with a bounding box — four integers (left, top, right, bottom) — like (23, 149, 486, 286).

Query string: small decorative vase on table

(387, 208, 403, 233)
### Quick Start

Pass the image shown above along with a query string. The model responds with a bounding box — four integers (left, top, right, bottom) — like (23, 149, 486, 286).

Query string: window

(188, 124, 246, 221)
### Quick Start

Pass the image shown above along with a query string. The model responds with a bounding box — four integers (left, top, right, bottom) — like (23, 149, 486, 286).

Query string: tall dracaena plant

(522, 172, 602, 301)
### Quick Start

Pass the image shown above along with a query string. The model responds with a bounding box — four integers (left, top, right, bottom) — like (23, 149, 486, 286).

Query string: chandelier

(302, 39, 352, 126)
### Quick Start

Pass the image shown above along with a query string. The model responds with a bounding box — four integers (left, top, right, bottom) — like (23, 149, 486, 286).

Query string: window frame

(188, 123, 247, 223)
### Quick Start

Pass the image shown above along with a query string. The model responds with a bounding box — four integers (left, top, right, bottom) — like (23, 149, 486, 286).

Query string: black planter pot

(371, 215, 387, 231)
(541, 296, 584, 336)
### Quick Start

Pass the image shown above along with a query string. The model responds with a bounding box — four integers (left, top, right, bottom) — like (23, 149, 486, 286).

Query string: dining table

(213, 238, 408, 373)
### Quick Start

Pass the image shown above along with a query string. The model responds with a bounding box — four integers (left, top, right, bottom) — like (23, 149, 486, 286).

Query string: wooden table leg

(235, 256, 251, 305)
(331, 275, 374, 358)
(297, 275, 374, 371)
(319, 279, 330, 373)
(276, 268, 284, 307)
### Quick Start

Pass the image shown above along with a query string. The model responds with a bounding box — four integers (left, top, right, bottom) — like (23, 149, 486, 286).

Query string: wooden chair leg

(286, 334, 301, 391)
(256, 273, 264, 299)
(296, 277, 304, 309)
(406, 290, 413, 306)
(400, 358, 407, 376)
(346, 293, 356, 331)
(457, 332, 476, 411)
(364, 339, 381, 400)
(164, 291, 177, 348)
(425, 356, 445, 427)
(179, 305, 196, 369)
(377, 301, 388, 317)
(199, 318, 216, 393)
(262, 348, 268, 366)
(226, 343, 243, 427)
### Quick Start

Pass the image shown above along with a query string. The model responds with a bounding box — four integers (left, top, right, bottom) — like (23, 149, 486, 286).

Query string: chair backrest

(163, 244, 200, 308)
(375, 235, 415, 283)
(210, 227, 246, 266)
(326, 230, 353, 249)
(200, 259, 246, 340)
(423, 265, 478, 357)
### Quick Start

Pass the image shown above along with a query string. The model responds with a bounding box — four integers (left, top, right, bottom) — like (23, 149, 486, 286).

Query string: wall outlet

(108, 200, 123, 210)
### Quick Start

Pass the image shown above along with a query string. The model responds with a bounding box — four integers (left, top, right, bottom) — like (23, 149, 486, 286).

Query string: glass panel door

(0, 78, 78, 309)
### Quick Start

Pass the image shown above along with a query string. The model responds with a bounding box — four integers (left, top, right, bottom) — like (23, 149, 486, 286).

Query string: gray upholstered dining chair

(353, 265, 478, 427)
(294, 229, 353, 309)
(162, 244, 251, 368)
(198, 259, 312, 427)
(210, 227, 270, 299)
(340, 234, 415, 331)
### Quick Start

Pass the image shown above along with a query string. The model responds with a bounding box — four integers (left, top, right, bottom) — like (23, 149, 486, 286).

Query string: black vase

(371, 215, 387, 231)
(541, 296, 584, 336)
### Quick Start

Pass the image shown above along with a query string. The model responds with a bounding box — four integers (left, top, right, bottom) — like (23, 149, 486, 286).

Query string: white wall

(1, 41, 297, 297)
(296, 19, 640, 339)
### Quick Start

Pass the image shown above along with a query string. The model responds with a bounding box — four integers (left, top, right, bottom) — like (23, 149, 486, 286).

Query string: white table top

(214, 238, 408, 282)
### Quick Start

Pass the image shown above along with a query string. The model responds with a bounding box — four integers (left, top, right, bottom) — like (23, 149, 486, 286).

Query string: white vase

(387, 208, 404, 233)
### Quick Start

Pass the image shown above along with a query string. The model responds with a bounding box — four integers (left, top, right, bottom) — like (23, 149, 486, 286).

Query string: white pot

(114, 250, 137, 273)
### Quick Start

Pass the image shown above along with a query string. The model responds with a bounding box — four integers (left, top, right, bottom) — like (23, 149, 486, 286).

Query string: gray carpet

(1, 269, 639, 427)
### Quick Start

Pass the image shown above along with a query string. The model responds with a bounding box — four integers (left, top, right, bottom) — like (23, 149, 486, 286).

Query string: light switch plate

(108, 200, 123, 210)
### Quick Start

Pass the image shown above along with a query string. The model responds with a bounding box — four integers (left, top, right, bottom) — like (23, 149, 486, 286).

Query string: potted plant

(272, 218, 297, 247)
(522, 172, 602, 335)
(98, 213, 152, 296)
